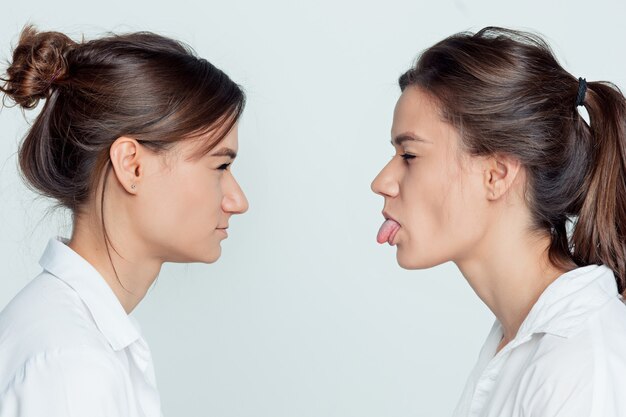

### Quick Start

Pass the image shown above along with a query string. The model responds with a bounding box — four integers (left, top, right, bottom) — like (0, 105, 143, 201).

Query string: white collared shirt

(0, 236, 162, 417)
(452, 264, 626, 417)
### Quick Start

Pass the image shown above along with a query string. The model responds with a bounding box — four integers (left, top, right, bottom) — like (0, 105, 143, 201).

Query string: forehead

(216, 122, 239, 148)
(181, 122, 240, 160)
(204, 121, 239, 150)
(391, 86, 451, 146)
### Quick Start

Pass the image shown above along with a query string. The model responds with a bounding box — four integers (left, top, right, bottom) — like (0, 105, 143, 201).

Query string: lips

(216, 225, 229, 238)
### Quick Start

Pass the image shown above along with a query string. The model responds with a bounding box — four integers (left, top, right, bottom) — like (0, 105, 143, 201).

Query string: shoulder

(0, 271, 104, 342)
(0, 271, 84, 327)
(0, 346, 132, 417)
(0, 273, 110, 382)
(518, 299, 626, 416)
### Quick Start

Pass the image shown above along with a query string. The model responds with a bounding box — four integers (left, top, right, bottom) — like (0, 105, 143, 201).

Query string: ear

(482, 153, 523, 201)
(109, 136, 143, 194)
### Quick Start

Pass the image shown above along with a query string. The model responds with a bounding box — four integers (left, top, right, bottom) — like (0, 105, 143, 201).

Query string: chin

(204, 248, 222, 264)
(194, 242, 222, 264)
(395, 245, 445, 270)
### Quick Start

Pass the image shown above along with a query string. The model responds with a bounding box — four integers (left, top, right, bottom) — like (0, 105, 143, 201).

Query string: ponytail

(571, 81, 626, 296)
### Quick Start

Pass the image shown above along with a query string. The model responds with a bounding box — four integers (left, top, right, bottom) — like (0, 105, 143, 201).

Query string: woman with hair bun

(0, 25, 248, 416)
(371, 27, 626, 416)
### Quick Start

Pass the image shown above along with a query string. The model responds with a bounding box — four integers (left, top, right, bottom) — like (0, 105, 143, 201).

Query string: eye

(401, 153, 416, 161)
(217, 163, 231, 171)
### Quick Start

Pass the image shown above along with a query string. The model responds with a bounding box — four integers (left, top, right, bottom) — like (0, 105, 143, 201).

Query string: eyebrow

(210, 147, 237, 159)
(390, 133, 432, 146)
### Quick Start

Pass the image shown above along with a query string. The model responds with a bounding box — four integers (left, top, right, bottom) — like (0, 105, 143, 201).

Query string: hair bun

(1, 24, 76, 109)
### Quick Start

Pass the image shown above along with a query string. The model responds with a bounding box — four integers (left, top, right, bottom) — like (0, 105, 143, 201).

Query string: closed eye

(401, 153, 416, 160)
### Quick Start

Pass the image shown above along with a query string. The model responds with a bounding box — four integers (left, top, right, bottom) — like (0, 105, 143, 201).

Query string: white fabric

(452, 263, 626, 417)
(0, 236, 162, 417)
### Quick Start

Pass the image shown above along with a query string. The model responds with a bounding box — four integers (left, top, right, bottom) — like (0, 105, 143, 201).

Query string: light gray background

(1, 1, 625, 416)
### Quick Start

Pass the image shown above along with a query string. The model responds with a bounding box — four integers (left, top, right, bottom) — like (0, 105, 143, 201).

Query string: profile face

(371, 86, 488, 269)
(134, 123, 249, 264)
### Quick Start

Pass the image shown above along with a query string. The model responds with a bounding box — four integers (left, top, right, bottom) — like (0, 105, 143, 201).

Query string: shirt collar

(497, 263, 620, 341)
(38, 235, 141, 351)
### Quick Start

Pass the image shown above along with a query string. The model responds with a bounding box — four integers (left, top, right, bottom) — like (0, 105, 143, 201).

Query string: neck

(67, 214, 162, 314)
(455, 211, 576, 345)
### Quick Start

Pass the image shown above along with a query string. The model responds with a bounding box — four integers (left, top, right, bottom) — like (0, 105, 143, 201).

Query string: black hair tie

(576, 77, 587, 107)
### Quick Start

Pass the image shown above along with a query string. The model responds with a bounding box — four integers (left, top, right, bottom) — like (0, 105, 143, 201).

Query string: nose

(371, 159, 400, 198)
(222, 171, 249, 215)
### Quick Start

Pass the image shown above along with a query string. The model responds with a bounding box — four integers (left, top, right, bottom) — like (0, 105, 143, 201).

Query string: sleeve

(0, 347, 133, 417)
(520, 367, 595, 417)
(518, 342, 621, 417)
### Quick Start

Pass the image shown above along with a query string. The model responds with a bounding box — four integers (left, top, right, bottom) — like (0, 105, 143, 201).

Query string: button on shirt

(0, 236, 162, 417)
(452, 264, 626, 417)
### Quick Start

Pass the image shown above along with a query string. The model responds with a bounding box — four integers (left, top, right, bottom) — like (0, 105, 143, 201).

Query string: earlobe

(109, 136, 142, 194)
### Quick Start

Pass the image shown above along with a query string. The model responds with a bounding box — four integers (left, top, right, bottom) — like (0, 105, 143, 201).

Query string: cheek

(400, 160, 484, 256)
(400, 161, 450, 234)
(443, 180, 483, 238)
(143, 168, 224, 238)
(177, 172, 223, 229)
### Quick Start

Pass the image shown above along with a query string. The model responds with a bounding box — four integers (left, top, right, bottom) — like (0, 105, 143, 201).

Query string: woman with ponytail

(0, 25, 248, 416)
(371, 27, 626, 416)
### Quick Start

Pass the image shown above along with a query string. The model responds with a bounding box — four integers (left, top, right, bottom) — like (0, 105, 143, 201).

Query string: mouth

(382, 211, 396, 222)
(377, 211, 401, 245)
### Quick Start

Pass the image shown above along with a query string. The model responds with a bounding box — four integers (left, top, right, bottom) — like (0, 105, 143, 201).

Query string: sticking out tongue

(377, 219, 401, 244)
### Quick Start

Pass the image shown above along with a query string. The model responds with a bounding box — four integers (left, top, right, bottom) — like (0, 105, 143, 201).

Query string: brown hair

(399, 27, 626, 296)
(1, 25, 245, 286)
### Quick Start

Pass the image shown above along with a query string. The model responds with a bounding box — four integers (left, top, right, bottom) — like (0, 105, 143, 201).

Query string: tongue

(377, 219, 401, 244)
